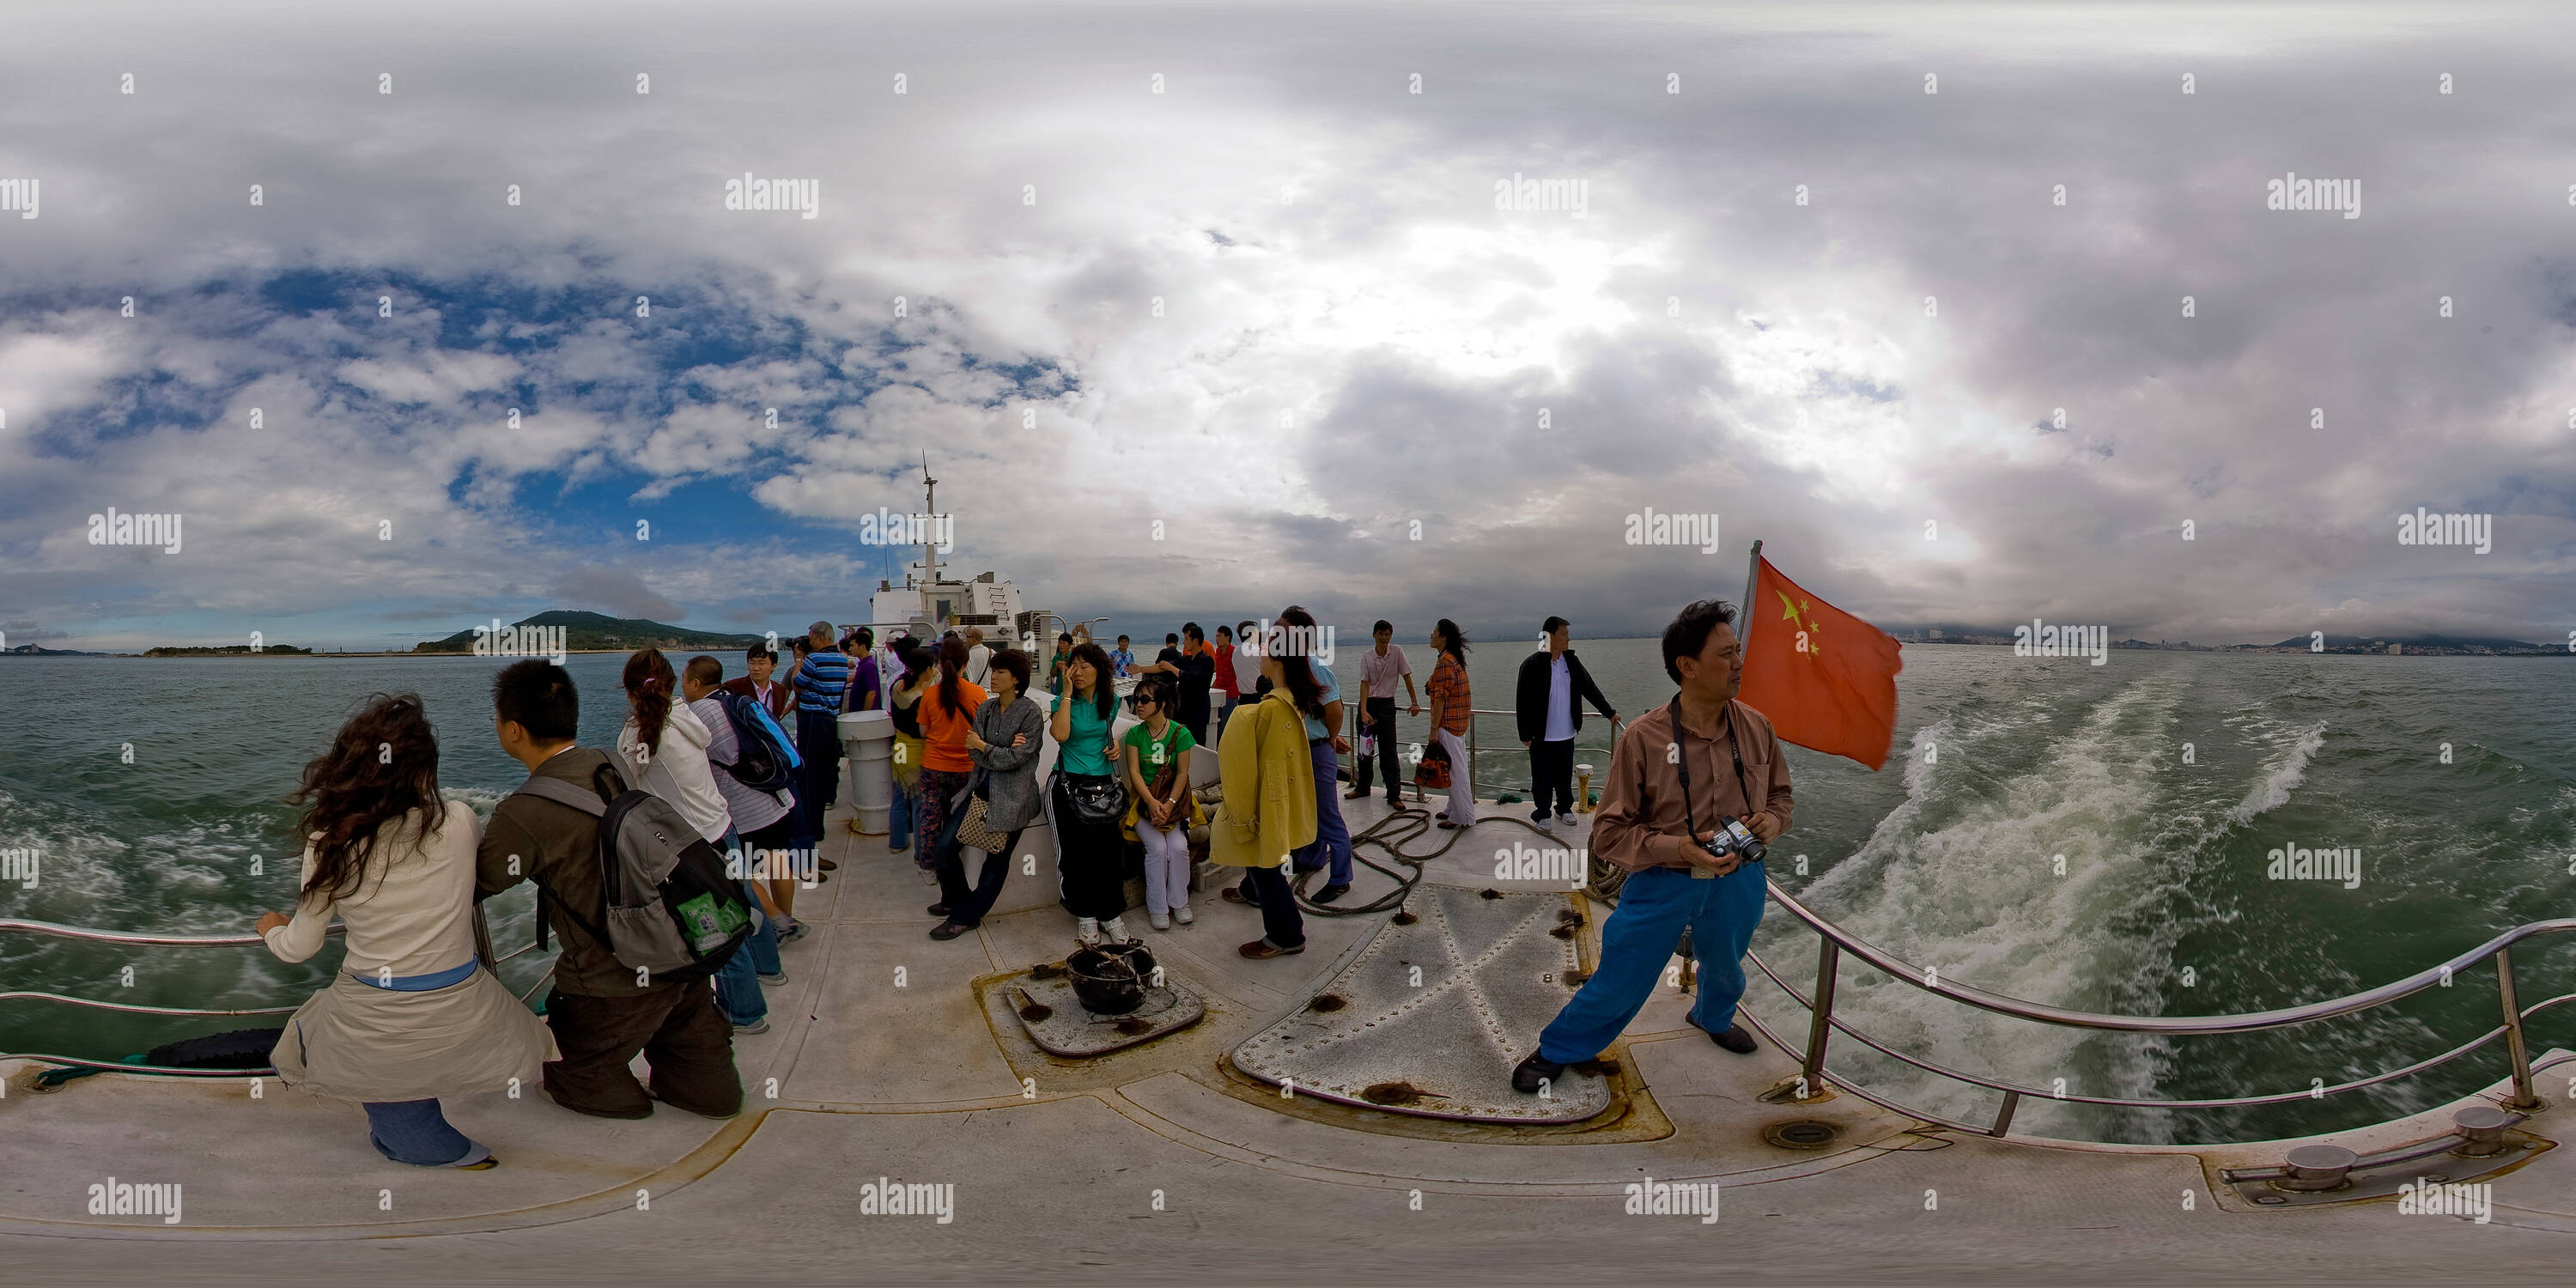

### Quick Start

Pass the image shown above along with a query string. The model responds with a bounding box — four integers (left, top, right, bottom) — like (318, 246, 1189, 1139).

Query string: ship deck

(5, 790, 2573, 1283)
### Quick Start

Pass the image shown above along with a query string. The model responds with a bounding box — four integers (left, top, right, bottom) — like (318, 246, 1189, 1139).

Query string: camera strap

(1665, 696, 1754, 844)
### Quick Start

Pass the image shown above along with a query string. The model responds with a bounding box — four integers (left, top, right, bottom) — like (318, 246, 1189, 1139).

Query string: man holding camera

(1514, 598, 1791, 1095)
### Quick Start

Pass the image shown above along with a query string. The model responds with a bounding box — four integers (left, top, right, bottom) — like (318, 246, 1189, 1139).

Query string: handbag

(953, 794, 1012, 854)
(1413, 737, 1453, 790)
(1058, 770, 1128, 826)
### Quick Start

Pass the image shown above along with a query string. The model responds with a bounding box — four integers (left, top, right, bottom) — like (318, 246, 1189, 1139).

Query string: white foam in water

(2227, 721, 2325, 825)
(1788, 672, 2186, 1136)
(440, 786, 506, 819)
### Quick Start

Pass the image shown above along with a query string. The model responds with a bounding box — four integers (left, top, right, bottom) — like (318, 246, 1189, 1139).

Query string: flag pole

(1740, 539, 1763, 644)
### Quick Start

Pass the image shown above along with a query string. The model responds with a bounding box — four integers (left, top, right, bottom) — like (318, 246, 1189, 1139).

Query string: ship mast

(919, 451, 941, 589)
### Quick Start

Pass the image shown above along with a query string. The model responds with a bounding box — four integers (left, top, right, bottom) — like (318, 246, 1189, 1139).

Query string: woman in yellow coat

(1210, 647, 1322, 957)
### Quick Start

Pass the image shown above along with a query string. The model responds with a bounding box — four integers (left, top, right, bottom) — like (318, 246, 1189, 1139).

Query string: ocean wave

(1789, 671, 2189, 1134)
(2226, 722, 2325, 826)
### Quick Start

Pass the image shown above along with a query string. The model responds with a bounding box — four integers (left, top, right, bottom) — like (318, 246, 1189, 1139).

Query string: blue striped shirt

(795, 651, 856, 713)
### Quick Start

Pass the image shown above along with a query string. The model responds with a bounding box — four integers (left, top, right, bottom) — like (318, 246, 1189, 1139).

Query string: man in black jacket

(1516, 617, 1617, 826)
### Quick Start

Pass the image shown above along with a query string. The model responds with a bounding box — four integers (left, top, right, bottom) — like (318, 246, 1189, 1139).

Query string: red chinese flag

(1735, 556, 1904, 770)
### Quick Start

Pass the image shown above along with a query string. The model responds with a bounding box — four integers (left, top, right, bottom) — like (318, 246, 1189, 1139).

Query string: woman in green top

(1121, 674, 1199, 930)
(1045, 632, 1075, 695)
(1048, 641, 1128, 944)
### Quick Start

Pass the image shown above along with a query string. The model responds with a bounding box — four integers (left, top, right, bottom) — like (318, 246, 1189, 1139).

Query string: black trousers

(1237, 864, 1307, 948)
(1352, 696, 1404, 799)
(795, 709, 841, 836)
(1529, 738, 1577, 817)
(1052, 775, 1130, 920)
(933, 811, 1026, 928)
(542, 983, 741, 1119)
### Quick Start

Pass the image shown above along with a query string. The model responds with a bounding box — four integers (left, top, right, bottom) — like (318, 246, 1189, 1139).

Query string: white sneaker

(1174, 905, 1194, 925)
(1149, 911, 1171, 932)
(1557, 811, 1577, 826)
(1075, 916, 1102, 946)
(1102, 915, 1131, 942)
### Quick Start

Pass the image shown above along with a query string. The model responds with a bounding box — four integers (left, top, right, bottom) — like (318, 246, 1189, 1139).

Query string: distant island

(142, 643, 313, 656)
(414, 610, 768, 654)
(1895, 629, 2561, 656)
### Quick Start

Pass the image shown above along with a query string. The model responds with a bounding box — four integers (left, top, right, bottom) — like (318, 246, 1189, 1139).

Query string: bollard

(2274, 1145, 2358, 1192)
(2452, 1105, 2512, 1157)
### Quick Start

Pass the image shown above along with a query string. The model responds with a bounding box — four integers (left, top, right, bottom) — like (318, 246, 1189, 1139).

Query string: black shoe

(1511, 1053, 1567, 1094)
(927, 902, 951, 918)
(1311, 883, 1350, 904)
(928, 920, 972, 941)
(1706, 1023, 1759, 1054)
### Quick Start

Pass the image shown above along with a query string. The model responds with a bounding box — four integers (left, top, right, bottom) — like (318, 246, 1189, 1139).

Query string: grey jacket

(963, 694, 1047, 830)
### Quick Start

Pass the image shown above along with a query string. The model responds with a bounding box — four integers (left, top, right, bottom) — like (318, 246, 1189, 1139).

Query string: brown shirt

(1594, 698, 1794, 874)
(474, 746, 664, 998)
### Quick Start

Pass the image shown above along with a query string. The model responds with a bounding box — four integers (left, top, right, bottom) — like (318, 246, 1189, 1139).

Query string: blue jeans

(1535, 862, 1766, 1064)
(1301, 737, 1353, 884)
(890, 778, 916, 850)
(362, 1098, 489, 1166)
(712, 830, 779, 1026)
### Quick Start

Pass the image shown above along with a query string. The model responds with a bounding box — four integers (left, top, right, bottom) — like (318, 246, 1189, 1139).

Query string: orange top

(917, 680, 990, 774)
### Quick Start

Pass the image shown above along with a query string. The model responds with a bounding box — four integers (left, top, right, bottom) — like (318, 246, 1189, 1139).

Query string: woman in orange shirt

(913, 636, 989, 884)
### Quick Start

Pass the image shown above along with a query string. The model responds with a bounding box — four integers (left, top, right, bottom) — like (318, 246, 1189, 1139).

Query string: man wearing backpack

(475, 659, 744, 1121)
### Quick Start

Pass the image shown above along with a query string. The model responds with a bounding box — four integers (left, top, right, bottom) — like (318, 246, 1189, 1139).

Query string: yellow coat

(1209, 691, 1317, 870)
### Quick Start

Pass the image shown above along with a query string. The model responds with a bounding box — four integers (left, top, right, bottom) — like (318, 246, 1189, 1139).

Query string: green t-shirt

(1053, 689, 1118, 776)
(1122, 718, 1197, 785)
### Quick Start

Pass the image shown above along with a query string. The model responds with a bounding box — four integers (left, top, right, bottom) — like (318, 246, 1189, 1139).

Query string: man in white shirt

(963, 627, 993, 688)
(1348, 619, 1421, 802)
(1516, 616, 1617, 826)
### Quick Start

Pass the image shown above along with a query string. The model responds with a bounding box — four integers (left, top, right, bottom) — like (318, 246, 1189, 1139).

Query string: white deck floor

(4, 791, 2573, 1283)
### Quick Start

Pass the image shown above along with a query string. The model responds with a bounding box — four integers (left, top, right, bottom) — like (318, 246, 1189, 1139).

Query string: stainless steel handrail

(0, 992, 304, 1018)
(1343, 702, 1625, 803)
(1765, 884, 2576, 1036)
(0, 912, 554, 1071)
(1750, 880, 2572, 1130)
(0, 917, 346, 947)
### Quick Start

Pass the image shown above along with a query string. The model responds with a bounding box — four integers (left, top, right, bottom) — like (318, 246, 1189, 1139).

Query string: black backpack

(513, 763, 751, 985)
(712, 689, 801, 793)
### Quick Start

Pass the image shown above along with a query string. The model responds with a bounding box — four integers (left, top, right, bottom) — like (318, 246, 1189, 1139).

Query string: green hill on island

(416, 611, 769, 654)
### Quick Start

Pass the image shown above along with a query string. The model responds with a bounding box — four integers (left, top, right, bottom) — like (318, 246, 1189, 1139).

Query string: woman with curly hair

(256, 694, 556, 1168)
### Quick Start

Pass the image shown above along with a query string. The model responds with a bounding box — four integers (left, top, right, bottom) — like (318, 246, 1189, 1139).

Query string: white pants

(1436, 727, 1476, 823)
(1139, 820, 1192, 914)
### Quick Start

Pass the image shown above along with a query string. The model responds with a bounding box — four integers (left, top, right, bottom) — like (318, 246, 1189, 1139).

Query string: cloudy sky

(3, 1, 2572, 651)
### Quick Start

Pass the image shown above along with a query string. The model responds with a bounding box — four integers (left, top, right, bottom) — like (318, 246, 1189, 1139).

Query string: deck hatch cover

(1230, 886, 1611, 1123)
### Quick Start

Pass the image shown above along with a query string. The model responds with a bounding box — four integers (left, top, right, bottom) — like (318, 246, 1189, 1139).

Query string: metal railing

(1340, 702, 1625, 805)
(1735, 880, 2573, 1137)
(0, 910, 554, 1076)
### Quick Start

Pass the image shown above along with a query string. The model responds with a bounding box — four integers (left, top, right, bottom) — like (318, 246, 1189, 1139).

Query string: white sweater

(617, 701, 732, 843)
(264, 801, 482, 979)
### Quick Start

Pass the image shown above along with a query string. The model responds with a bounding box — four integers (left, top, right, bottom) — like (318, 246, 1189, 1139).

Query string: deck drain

(1762, 1119, 1842, 1151)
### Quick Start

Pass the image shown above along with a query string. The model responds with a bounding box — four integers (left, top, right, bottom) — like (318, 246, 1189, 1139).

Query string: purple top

(839, 654, 882, 714)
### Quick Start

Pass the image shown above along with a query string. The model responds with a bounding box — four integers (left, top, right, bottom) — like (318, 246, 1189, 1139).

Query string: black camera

(1696, 817, 1766, 867)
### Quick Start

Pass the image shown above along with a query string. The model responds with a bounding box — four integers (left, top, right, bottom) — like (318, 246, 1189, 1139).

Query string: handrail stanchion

(2495, 946, 2544, 1110)
(1799, 939, 1840, 1095)
(1990, 1090, 2022, 1138)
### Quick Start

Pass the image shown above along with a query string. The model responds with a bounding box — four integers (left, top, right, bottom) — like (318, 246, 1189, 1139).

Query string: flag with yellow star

(1736, 555, 1905, 769)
